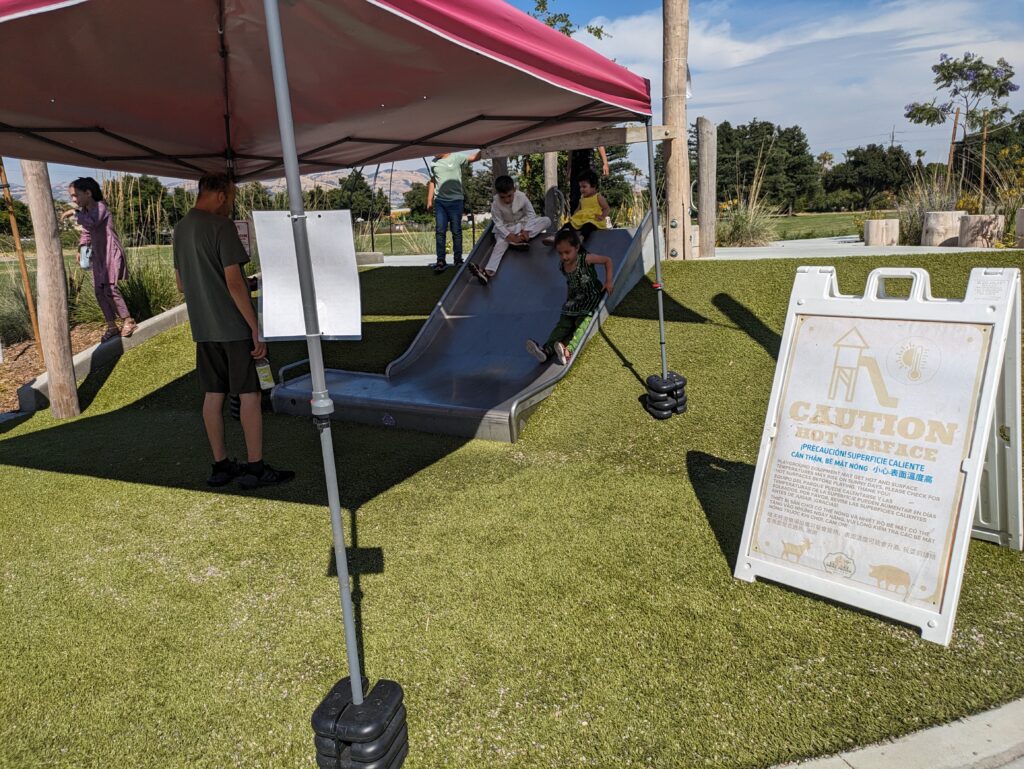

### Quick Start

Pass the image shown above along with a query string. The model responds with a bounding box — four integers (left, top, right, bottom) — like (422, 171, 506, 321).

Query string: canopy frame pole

(262, 0, 364, 706)
(645, 119, 669, 379)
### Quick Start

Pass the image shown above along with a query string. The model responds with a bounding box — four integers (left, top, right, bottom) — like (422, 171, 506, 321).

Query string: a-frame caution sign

(735, 267, 1021, 645)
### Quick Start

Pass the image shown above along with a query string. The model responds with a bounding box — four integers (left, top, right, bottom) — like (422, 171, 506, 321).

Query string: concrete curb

(16, 303, 189, 413)
(775, 697, 1024, 769)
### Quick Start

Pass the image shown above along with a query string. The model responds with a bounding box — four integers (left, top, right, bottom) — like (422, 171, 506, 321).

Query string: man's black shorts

(196, 340, 260, 394)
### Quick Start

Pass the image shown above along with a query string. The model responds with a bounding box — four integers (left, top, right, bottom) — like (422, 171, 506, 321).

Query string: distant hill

(168, 168, 428, 207)
(11, 168, 429, 208)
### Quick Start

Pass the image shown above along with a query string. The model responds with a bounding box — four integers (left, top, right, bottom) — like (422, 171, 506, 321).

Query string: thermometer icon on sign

(902, 343, 924, 381)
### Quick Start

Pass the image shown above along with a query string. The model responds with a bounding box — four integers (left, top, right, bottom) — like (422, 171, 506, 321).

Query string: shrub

(895, 171, 961, 245)
(716, 199, 778, 246)
(72, 254, 181, 326)
(0, 272, 34, 346)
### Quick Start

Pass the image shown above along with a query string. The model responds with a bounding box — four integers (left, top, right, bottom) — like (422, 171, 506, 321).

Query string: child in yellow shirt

(544, 169, 611, 245)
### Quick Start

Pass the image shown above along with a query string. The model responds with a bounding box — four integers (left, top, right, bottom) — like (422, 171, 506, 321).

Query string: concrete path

(773, 697, 1024, 769)
(714, 236, 1005, 260)
(377, 237, 1008, 267)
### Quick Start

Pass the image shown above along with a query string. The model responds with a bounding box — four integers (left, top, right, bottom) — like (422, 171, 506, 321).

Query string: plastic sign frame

(734, 266, 1021, 646)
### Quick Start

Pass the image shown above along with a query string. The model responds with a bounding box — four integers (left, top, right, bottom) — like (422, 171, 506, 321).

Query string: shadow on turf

(712, 293, 781, 361)
(613, 276, 711, 324)
(0, 365, 469, 671)
(686, 450, 753, 570)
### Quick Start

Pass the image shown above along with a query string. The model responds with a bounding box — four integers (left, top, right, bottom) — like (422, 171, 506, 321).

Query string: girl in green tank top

(524, 228, 614, 366)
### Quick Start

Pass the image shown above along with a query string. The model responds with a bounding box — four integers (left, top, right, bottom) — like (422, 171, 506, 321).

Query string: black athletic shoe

(207, 458, 243, 487)
(467, 263, 488, 285)
(238, 462, 296, 490)
(433, 261, 448, 273)
(453, 256, 464, 267)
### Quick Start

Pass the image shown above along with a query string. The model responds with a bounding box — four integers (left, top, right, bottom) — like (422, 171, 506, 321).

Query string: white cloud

(578, 0, 1024, 162)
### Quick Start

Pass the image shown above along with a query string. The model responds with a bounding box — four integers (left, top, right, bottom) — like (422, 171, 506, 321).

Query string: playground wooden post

(663, 0, 692, 259)
(0, 157, 43, 362)
(697, 116, 716, 259)
(20, 160, 79, 419)
(543, 151, 559, 230)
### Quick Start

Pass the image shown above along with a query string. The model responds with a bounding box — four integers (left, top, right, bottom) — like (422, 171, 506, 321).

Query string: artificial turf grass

(1, 253, 1024, 769)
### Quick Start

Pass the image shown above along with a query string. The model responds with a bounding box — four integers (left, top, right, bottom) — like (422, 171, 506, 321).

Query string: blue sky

(6, 0, 1024, 188)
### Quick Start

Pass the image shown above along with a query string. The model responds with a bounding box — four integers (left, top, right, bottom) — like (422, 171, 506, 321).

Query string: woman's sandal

(100, 328, 119, 343)
(120, 319, 137, 338)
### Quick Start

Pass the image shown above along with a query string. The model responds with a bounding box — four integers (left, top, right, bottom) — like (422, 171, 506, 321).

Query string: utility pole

(945, 107, 960, 192)
(0, 158, 43, 361)
(978, 113, 989, 214)
(663, 0, 692, 259)
(21, 160, 79, 419)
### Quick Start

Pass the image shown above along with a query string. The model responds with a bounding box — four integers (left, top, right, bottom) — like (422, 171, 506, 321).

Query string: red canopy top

(0, 0, 651, 180)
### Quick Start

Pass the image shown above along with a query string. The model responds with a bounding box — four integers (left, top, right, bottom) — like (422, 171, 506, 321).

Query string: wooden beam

(481, 125, 676, 159)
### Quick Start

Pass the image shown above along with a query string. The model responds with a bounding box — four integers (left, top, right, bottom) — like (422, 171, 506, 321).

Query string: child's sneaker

(467, 263, 488, 285)
(554, 342, 571, 365)
(207, 458, 243, 487)
(525, 339, 549, 362)
(238, 461, 296, 490)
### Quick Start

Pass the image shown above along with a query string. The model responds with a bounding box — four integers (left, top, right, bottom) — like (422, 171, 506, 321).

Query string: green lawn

(2, 253, 1024, 769)
(772, 211, 865, 240)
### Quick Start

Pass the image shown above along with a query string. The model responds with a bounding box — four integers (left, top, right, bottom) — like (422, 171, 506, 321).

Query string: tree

(530, 0, 605, 39)
(163, 185, 197, 227)
(904, 52, 1019, 135)
(463, 165, 495, 215)
(0, 195, 32, 238)
(403, 182, 431, 222)
(714, 119, 821, 212)
(824, 143, 912, 209)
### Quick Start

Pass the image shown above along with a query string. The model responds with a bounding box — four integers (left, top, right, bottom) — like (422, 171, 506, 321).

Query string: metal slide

(272, 214, 658, 442)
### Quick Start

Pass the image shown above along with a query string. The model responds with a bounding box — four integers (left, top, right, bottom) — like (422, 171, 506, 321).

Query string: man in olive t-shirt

(173, 173, 293, 490)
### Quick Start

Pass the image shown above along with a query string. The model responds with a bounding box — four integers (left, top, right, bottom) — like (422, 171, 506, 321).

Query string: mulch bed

(0, 326, 105, 413)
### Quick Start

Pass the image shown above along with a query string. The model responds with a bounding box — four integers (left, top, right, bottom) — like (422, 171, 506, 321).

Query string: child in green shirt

(526, 227, 613, 365)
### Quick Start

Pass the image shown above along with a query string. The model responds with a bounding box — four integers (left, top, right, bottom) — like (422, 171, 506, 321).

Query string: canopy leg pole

(645, 120, 669, 380)
(262, 0, 363, 706)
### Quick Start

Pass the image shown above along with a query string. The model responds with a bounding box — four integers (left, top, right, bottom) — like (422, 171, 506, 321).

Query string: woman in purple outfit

(62, 177, 136, 341)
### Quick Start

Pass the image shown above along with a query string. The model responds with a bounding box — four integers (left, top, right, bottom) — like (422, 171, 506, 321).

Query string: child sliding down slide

(468, 175, 550, 286)
(525, 227, 613, 366)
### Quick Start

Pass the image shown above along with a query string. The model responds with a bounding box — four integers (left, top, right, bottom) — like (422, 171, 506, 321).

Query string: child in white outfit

(468, 175, 551, 286)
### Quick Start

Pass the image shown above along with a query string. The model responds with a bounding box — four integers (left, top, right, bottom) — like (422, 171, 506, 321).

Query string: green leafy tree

(403, 182, 431, 222)
(0, 196, 32, 238)
(464, 165, 495, 215)
(530, 0, 605, 39)
(824, 143, 912, 209)
(163, 185, 197, 227)
(714, 119, 821, 212)
(904, 52, 1019, 135)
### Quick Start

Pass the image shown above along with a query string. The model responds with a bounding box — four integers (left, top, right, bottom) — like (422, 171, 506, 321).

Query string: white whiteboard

(251, 210, 362, 341)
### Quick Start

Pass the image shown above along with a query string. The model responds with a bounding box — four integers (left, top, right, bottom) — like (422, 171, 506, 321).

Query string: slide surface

(273, 217, 656, 442)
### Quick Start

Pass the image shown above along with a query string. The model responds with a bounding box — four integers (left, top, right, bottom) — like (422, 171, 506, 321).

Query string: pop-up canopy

(1, 0, 664, 716)
(0, 0, 650, 180)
